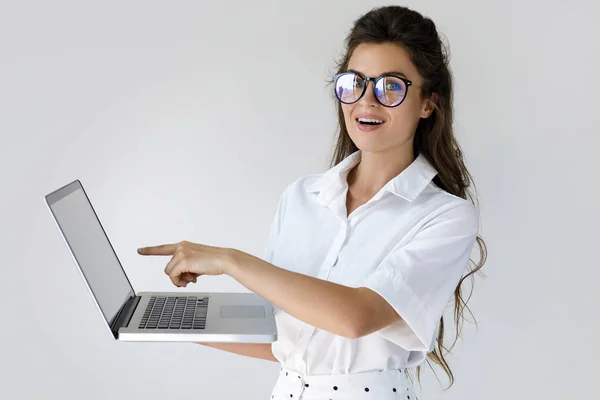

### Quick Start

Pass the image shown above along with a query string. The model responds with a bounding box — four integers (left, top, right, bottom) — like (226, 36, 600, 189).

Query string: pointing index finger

(137, 244, 176, 256)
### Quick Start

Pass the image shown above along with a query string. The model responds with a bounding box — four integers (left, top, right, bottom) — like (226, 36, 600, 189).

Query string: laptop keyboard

(138, 296, 209, 330)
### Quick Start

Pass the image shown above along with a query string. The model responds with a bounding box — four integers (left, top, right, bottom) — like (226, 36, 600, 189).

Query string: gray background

(1, 0, 599, 399)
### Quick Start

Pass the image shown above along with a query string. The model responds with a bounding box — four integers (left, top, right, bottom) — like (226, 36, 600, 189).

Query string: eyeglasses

(333, 71, 415, 107)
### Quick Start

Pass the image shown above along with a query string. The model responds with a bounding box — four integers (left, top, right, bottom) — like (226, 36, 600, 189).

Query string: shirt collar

(305, 149, 438, 203)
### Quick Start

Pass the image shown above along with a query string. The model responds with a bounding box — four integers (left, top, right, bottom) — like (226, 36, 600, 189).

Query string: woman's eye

(386, 82, 401, 90)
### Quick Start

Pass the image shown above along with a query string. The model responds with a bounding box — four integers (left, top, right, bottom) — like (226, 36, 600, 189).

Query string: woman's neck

(347, 146, 415, 197)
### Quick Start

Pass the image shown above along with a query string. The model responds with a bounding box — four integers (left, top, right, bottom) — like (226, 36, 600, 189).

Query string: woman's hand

(137, 240, 233, 287)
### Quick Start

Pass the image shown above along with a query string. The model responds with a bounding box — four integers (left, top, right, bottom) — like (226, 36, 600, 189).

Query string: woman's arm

(196, 342, 278, 362)
(225, 250, 364, 338)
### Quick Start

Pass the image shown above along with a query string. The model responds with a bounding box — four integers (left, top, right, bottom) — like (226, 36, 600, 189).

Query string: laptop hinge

(109, 295, 141, 338)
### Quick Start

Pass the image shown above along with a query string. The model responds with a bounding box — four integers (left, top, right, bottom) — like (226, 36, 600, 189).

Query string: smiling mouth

(356, 118, 385, 126)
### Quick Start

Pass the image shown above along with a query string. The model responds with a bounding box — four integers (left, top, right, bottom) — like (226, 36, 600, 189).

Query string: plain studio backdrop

(1, 0, 599, 399)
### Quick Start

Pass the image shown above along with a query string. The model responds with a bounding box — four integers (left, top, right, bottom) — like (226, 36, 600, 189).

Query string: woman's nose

(358, 80, 379, 106)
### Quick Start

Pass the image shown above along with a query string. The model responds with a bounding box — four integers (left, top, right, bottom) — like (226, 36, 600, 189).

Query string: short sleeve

(360, 201, 480, 352)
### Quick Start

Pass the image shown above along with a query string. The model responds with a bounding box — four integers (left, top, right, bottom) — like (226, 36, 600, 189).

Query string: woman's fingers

(181, 272, 198, 284)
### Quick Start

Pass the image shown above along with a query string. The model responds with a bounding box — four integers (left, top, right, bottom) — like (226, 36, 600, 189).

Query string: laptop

(44, 179, 278, 343)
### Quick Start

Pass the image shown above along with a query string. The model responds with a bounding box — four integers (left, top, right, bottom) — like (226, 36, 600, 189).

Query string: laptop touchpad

(220, 305, 266, 318)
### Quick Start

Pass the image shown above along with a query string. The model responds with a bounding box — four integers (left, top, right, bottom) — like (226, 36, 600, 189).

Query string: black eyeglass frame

(332, 71, 416, 108)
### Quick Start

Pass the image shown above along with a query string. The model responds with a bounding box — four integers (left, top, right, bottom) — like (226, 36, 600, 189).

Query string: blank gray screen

(47, 182, 133, 325)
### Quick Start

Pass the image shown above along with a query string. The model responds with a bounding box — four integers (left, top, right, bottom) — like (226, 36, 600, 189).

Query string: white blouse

(263, 149, 479, 375)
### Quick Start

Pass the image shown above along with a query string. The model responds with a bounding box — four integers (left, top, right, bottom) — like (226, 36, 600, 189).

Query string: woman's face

(341, 42, 435, 154)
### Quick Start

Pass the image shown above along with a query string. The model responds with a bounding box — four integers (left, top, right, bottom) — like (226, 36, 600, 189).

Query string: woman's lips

(356, 119, 385, 132)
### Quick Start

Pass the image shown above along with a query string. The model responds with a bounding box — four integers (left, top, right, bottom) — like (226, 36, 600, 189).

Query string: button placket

(331, 223, 348, 269)
(324, 225, 347, 278)
(299, 220, 348, 377)
(316, 220, 345, 279)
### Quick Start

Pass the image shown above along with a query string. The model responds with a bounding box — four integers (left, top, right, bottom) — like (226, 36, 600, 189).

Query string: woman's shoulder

(419, 182, 480, 233)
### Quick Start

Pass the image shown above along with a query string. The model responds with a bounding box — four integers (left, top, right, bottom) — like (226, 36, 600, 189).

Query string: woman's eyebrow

(348, 68, 408, 78)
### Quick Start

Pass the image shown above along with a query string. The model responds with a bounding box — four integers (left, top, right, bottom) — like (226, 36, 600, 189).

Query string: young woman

(138, 5, 487, 399)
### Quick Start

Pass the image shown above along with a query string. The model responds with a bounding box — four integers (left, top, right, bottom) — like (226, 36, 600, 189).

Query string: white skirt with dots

(270, 366, 419, 400)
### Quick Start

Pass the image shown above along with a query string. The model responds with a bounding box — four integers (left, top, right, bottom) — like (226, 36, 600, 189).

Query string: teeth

(358, 118, 383, 124)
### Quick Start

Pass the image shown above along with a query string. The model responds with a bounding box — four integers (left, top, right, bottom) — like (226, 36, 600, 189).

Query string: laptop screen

(45, 180, 134, 327)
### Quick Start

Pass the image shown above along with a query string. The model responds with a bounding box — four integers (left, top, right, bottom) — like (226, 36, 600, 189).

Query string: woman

(138, 5, 487, 399)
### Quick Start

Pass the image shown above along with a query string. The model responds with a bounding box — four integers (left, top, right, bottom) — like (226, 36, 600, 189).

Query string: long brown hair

(328, 5, 488, 389)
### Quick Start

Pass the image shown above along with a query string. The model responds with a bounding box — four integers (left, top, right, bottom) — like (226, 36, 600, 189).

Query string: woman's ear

(420, 92, 438, 119)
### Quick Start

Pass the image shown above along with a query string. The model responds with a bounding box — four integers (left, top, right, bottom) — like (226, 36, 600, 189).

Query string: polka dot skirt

(269, 366, 419, 400)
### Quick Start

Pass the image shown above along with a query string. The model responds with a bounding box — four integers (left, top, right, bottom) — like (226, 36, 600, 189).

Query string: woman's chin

(348, 129, 388, 149)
